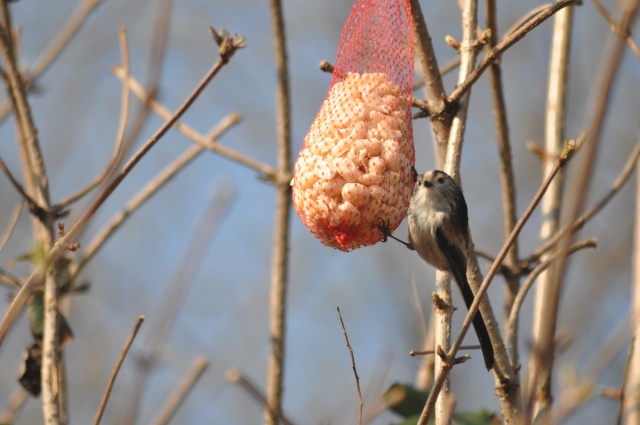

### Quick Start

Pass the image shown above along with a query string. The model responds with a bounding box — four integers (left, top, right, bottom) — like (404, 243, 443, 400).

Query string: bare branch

(70, 113, 240, 278)
(265, 0, 292, 424)
(0, 386, 28, 423)
(226, 368, 297, 425)
(122, 186, 233, 425)
(409, 0, 451, 160)
(507, 239, 596, 368)
(93, 315, 144, 425)
(0, 27, 245, 347)
(531, 140, 640, 261)
(485, 0, 520, 324)
(150, 357, 209, 425)
(111, 67, 276, 180)
(591, 0, 640, 59)
(337, 307, 363, 425)
(448, 0, 581, 105)
(0, 200, 22, 254)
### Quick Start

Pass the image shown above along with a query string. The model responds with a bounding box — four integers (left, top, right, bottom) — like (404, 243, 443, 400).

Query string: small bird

(381, 170, 495, 370)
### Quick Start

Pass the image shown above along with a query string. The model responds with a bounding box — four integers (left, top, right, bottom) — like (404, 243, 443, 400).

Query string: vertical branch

(532, 1, 638, 423)
(623, 165, 640, 424)
(433, 272, 452, 424)
(0, 3, 59, 421)
(265, 0, 292, 424)
(526, 5, 573, 422)
(485, 0, 520, 326)
(434, 0, 480, 423)
(0, 22, 51, 215)
(443, 0, 478, 178)
(41, 271, 59, 425)
(408, 0, 451, 161)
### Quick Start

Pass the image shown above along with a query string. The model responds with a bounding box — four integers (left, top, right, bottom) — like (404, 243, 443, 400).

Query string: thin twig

(61, 25, 128, 208)
(0, 201, 22, 254)
(0, 0, 106, 125)
(58, 8, 169, 207)
(0, 267, 21, 288)
(410, 273, 428, 345)
(417, 141, 577, 425)
(118, 0, 174, 157)
(591, 0, 640, 59)
(413, 276, 436, 391)
(553, 314, 633, 423)
(531, 140, 640, 261)
(448, 0, 580, 105)
(337, 307, 363, 425)
(485, 0, 520, 325)
(412, 57, 461, 91)
(225, 368, 297, 425)
(150, 357, 209, 425)
(70, 113, 240, 279)
(122, 186, 233, 425)
(93, 315, 144, 425)
(111, 67, 275, 180)
(507, 239, 596, 368)
(617, 336, 635, 425)
(501, 4, 553, 41)
(0, 386, 28, 423)
(0, 156, 42, 212)
(0, 28, 245, 347)
(0, 22, 51, 210)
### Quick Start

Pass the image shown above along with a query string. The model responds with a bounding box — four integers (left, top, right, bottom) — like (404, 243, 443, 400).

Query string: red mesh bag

(292, 0, 415, 251)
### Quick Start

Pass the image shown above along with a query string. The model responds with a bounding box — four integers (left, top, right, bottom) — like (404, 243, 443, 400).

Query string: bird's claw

(377, 218, 392, 242)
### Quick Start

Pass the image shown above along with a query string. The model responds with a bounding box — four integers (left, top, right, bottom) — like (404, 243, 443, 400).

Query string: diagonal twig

(93, 315, 144, 425)
(337, 307, 363, 425)
(70, 113, 240, 279)
(111, 67, 275, 180)
(226, 368, 297, 425)
(0, 27, 246, 348)
(150, 357, 209, 425)
(448, 0, 581, 105)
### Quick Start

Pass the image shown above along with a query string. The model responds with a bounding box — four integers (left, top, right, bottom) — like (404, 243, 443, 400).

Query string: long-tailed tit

(381, 170, 495, 370)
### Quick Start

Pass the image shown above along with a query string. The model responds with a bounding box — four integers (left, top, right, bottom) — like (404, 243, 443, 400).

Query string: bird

(380, 169, 495, 370)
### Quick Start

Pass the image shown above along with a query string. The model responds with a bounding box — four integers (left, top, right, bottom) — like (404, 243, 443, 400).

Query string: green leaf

(27, 292, 44, 340)
(383, 383, 428, 418)
(453, 410, 497, 425)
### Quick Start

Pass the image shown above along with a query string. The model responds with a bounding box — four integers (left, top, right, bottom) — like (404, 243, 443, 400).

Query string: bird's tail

(453, 271, 495, 370)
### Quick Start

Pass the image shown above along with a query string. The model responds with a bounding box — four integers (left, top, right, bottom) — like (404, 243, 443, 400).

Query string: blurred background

(0, 0, 638, 423)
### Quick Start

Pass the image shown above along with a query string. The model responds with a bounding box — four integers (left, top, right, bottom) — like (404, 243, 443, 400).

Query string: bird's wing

(434, 220, 468, 294)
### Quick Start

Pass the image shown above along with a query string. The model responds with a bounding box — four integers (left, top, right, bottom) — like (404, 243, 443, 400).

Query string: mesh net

(292, 0, 415, 251)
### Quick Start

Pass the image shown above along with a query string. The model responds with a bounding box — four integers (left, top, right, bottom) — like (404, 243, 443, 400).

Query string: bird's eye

(423, 181, 429, 187)
(437, 177, 444, 184)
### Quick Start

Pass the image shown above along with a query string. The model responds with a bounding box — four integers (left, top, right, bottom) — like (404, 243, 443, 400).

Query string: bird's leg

(377, 218, 414, 250)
